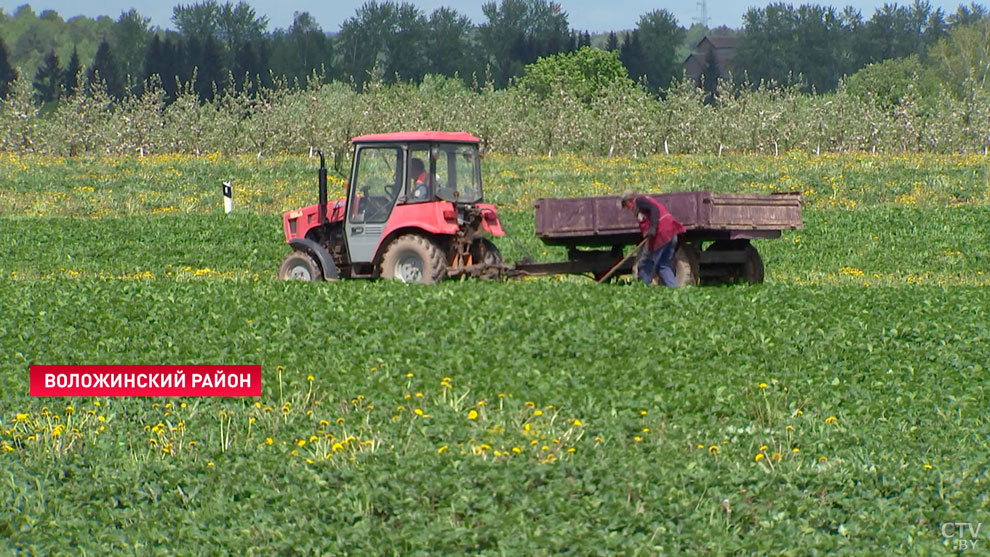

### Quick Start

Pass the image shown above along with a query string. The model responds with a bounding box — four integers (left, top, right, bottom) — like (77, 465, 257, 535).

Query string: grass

(1, 152, 989, 553)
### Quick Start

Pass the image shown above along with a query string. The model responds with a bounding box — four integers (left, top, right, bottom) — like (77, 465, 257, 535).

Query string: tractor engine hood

(283, 199, 346, 242)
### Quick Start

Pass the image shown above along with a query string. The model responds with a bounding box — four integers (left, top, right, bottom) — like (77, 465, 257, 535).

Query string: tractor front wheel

(380, 235, 446, 284)
(278, 251, 323, 281)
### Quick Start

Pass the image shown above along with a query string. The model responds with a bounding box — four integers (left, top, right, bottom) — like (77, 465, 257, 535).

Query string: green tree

(111, 9, 153, 88)
(336, 1, 428, 87)
(33, 48, 61, 104)
(635, 9, 685, 92)
(88, 38, 123, 99)
(424, 7, 479, 81)
(619, 30, 645, 83)
(605, 31, 618, 52)
(269, 12, 332, 84)
(948, 3, 989, 26)
(172, 1, 267, 71)
(519, 45, 631, 104)
(142, 34, 186, 101)
(232, 40, 264, 91)
(186, 35, 226, 100)
(62, 46, 82, 95)
(478, 0, 569, 87)
(0, 37, 18, 99)
(843, 55, 942, 109)
(927, 17, 990, 100)
(862, 1, 947, 63)
(737, 3, 857, 93)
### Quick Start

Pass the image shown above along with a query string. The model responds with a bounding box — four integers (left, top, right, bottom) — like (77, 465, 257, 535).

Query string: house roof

(351, 131, 481, 144)
(696, 35, 740, 50)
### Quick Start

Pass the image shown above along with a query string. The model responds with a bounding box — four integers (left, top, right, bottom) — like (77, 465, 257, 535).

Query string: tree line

(1, 0, 988, 107)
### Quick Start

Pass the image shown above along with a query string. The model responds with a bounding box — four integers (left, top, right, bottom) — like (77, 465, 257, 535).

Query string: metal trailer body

(523, 191, 803, 284)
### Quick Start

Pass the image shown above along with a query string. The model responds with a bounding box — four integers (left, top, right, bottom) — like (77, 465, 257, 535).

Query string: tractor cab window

(434, 144, 482, 204)
(350, 146, 402, 223)
(406, 145, 432, 204)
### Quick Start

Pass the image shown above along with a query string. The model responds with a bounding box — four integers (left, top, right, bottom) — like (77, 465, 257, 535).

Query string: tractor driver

(409, 158, 431, 202)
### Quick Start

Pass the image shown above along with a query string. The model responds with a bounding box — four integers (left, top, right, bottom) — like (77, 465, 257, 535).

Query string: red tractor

(278, 131, 505, 283)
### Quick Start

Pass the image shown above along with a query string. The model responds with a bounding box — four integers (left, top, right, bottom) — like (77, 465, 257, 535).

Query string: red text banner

(29, 365, 262, 397)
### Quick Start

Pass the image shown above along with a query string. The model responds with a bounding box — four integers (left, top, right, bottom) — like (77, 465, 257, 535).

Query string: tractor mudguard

(289, 238, 340, 280)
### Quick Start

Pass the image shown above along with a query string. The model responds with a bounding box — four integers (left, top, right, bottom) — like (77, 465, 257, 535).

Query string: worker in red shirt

(621, 190, 686, 286)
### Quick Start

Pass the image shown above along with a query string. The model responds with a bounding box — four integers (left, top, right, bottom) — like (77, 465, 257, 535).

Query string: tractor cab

(279, 131, 505, 283)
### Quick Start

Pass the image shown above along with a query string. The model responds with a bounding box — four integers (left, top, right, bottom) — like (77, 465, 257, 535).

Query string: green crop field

(1, 153, 989, 553)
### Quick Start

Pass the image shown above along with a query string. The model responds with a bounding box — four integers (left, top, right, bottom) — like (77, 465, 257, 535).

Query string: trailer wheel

(701, 241, 764, 285)
(674, 243, 700, 286)
(380, 235, 446, 284)
(741, 243, 764, 284)
(278, 251, 323, 281)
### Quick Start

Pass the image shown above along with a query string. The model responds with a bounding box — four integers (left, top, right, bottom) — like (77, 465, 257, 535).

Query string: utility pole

(693, 0, 710, 28)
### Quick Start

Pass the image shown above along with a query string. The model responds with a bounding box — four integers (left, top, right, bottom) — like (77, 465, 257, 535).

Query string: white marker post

(222, 181, 233, 213)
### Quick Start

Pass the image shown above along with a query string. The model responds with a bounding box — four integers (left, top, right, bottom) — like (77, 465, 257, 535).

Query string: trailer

(512, 191, 804, 285)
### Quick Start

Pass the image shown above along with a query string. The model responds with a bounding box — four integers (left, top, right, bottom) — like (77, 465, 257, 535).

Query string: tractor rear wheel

(278, 251, 323, 281)
(473, 238, 504, 266)
(380, 235, 446, 284)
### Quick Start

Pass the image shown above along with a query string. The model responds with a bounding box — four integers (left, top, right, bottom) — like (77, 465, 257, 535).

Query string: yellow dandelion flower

(573, 419, 582, 426)
(468, 410, 478, 420)
(640, 410, 648, 416)
(297, 439, 306, 447)
(15, 413, 29, 422)
(792, 448, 800, 453)
(512, 447, 521, 454)
(307, 375, 314, 382)
(642, 427, 650, 433)
(405, 373, 414, 378)
(207, 461, 214, 466)
(567, 447, 576, 453)
(923, 463, 933, 470)
(634, 436, 642, 442)
(825, 416, 838, 424)
(709, 445, 719, 454)
(755, 453, 765, 462)
(759, 445, 768, 451)
(523, 423, 531, 432)
(533, 410, 543, 416)
(309, 435, 318, 442)
(414, 408, 424, 416)
(785, 425, 794, 431)
(759, 382, 767, 389)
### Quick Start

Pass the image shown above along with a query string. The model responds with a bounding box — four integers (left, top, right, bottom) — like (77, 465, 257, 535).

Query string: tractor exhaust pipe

(318, 150, 327, 225)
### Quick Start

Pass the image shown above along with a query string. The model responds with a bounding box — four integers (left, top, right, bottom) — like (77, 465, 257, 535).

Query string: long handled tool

(596, 238, 648, 283)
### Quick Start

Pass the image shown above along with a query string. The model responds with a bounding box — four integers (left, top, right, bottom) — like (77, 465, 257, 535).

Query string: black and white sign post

(222, 181, 233, 214)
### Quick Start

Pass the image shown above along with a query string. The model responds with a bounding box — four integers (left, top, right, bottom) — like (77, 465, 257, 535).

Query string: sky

(0, 0, 977, 33)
